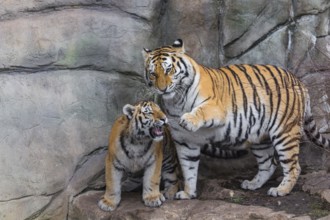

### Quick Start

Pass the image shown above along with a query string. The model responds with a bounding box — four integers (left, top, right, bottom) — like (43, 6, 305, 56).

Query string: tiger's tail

(304, 117, 330, 149)
(303, 94, 330, 150)
(201, 144, 248, 159)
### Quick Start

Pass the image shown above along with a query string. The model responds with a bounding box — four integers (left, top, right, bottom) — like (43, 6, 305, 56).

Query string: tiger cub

(98, 101, 179, 211)
(142, 39, 330, 198)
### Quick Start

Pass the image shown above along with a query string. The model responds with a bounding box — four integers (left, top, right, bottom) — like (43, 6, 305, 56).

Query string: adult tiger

(142, 39, 330, 198)
(98, 101, 179, 211)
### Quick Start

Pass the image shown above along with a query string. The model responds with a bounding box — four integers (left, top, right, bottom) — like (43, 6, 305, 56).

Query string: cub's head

(142, 39, 192, 99)
(123, 101, 168, 141)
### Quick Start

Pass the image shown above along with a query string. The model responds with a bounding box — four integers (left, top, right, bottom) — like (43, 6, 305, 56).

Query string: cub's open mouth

(150, 126, 164, 138)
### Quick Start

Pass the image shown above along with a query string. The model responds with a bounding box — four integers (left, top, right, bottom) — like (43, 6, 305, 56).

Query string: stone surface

(223, 0, 291, 59)
(0, 0, 162, 21)
(301, 171, 330, 203)
(71, 191, 297, 220)
(0, 70, 149, 219)
(0, 8, 159, 74)
(161, 0, 220, 67)
(0, 0, 330, 219)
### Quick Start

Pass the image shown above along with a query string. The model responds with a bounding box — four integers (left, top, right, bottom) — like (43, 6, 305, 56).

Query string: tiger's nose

(157, 117, 168, 126)
(158, 87, 167, 93)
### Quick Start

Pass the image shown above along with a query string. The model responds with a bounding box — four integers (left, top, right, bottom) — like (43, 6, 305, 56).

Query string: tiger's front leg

(98, 154, 124, 211)
(174, 142, 200, 200)
(179, 102, 226, 132)
(142, 144, 165, 207)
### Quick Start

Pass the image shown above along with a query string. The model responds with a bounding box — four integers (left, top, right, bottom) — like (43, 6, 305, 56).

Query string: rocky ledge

(70, 171, 330, 220)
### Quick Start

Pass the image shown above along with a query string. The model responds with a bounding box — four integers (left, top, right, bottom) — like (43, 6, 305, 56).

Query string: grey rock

(294, 0, 330, 17)
(228, 25, 288, 67)
(71, 191, 296, 220)
(1, 0, 330, 219)
(0, 0, 162, 21)
(0, 70, 149, 218)
(223, 0, 291, 59)
(301, 171, 330, 203)
(161, 0, 220, 67)
(0, 9, 158, 74)
(0, 195, 52, 220)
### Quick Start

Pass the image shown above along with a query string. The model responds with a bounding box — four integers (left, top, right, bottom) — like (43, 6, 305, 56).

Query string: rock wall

(0, 0, 329, 219)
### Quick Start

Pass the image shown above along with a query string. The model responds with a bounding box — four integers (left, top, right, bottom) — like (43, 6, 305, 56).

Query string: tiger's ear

(123, 104, 135, 119)
(172, 39, 185, 54)
(142, 48, 151, 60)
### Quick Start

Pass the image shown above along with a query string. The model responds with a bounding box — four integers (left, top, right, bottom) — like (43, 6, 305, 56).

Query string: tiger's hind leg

(241, 144, 277, 190)
(267, 129, 301, 197)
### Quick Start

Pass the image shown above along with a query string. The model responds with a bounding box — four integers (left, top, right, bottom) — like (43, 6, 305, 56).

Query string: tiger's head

(142, 39, 194, 99)
(123, 101, 168, 142)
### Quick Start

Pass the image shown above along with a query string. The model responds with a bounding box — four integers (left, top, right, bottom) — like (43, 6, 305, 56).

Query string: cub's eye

(144, 112, 153, 116)
(150, 72, 156, 77)
(165, 68, 171, 74)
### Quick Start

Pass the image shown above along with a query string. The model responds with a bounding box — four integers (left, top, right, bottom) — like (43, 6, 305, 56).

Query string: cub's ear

(172, 39, 185, 54)
(123, 104, 135, 119)
(142, 48, 151, 60)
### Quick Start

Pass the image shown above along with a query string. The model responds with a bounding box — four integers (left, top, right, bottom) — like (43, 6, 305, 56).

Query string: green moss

(230, 195, 245, 204)
(309, 201, 330, 219)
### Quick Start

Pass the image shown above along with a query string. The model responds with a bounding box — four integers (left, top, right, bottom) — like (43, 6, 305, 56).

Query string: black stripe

(258, 154, 273, 165)
(183, 155, 200, 162)
(280, 154, 298, 164)
(250, 144, 272, 151)
(113, 156, 125, 172)
(315, 132, 320, 139)
(219, 69, 233, 94)
(227, 66, 248, 118)
(174, 140, 199, 150)
(237, 114, 243, 139)
(253, 65, 273, 124)
(251, 65, 265, 89)
(142, 140, 154, 155)
(224, 122, 231, 142)
(237, 65, 261, 114)
(252, 152, 263, 158)
(120, 133, 132, 159)
(273, 68, 290, 133)
(257, 104, 266, 136)
(279, 144, 298, 152)
(322, 137, 327, 145)
(264, 65, 281, 131)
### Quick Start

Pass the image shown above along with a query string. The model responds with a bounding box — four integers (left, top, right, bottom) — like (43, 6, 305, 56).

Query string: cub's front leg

(98, 154, 124, 211)
(179, 102, 226, 132)
(142, 143, 165, 207)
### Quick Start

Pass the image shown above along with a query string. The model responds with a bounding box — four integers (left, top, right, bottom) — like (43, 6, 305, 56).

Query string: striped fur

(142, 39, 330, 198)
(98, 101, 179, 211)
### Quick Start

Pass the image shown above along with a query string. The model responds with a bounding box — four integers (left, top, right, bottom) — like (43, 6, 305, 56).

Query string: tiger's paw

(179, 113, 200, 132)
(98, 198, 118, 212)
(143, 193, 166, 207)
(241, 180, 262, 190)
(174, 191, 196, 200)
(267, 187, 289, 197)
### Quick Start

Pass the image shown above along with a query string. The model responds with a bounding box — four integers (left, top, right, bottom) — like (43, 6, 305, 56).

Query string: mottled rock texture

(0, 0, 329, 219)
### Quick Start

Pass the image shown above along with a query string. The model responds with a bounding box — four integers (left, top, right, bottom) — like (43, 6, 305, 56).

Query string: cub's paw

(98, 198, 118, 212)
(174, 191, 196, 200)
(143, 193, 166, 207)
(241, 180, 261, 190)
(162, 185, 179, 200)
(267, 187, 289, 197)
(179, 113, 200, 132)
